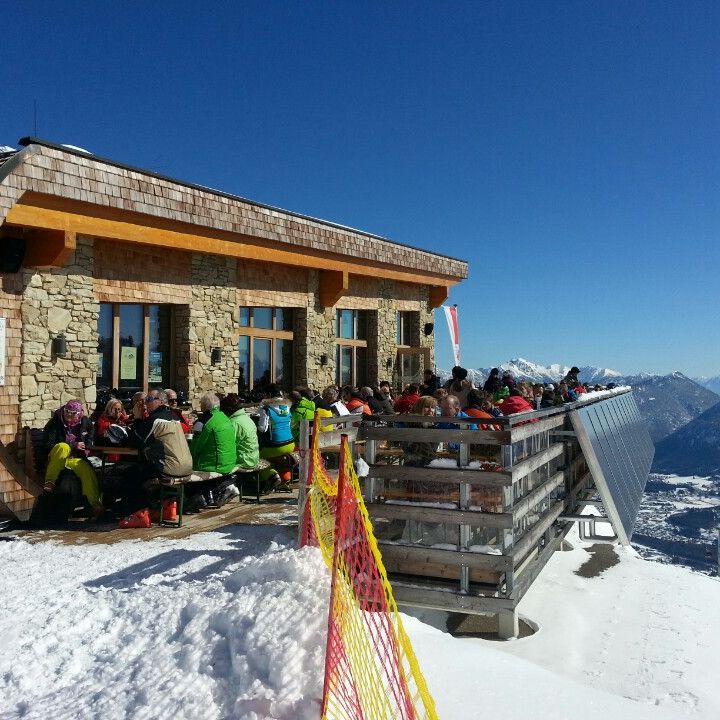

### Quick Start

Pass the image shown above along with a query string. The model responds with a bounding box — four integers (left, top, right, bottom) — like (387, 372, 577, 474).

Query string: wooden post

(458, 440, 470, 593)
(297, 419, 311, 546)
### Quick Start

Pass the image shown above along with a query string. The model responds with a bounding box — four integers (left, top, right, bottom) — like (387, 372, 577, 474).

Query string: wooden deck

(7, 492, 299, 545)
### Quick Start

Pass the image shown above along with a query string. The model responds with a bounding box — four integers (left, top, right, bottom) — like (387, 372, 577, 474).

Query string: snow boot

(217, 483, 240, 507)
(119, 508, 151, 529)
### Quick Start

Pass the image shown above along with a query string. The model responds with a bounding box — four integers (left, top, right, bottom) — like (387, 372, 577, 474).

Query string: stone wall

(297, 270, 335, 391)
(185, 254, 239, 398)
(19, 235, 98, 428)
(372, 280, 397, 385)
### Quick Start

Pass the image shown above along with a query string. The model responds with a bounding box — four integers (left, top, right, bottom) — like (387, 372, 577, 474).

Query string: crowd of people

(38, 364, 606, 529)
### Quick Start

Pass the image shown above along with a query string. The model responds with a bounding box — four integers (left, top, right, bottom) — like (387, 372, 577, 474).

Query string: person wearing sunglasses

(42, 399, 103, 520)
(118, 389, 193, 528)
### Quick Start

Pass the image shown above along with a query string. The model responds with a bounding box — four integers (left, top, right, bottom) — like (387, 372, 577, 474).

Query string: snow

(1, 523, 719, 719)
(653, 473, 716, 490)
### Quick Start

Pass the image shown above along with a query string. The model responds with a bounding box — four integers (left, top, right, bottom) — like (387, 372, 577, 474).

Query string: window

(335, 309, 367, 386)
(396, 311, 417, 346)
(238, 307, 294, 392)
(396, 311, 424, 386)
(97, 303, 173, 397)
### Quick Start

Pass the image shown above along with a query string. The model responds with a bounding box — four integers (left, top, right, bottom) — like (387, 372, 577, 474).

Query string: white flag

(443, 305, 460, 367)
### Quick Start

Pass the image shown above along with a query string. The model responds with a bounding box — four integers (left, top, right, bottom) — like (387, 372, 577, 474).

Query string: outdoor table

(89, 445, 140, 487)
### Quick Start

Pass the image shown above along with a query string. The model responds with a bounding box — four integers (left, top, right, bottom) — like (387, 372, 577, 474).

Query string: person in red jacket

(345, 388, 371, 415)
(498, 388, 535, 416)
(393, 384, 421, 414)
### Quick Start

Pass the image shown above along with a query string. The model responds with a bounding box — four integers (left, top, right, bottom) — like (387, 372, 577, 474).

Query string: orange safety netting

(300, 419, 439, 720)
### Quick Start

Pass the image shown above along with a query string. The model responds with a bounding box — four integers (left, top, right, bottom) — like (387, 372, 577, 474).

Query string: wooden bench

(158, 461, 273, 526)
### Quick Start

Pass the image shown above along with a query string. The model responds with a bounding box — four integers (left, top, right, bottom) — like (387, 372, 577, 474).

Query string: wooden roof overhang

(0, 140, 467, 308)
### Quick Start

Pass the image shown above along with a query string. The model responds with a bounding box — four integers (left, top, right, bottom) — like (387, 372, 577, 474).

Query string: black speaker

(423, 322, 434, 336)
(0, 237, 26, 273)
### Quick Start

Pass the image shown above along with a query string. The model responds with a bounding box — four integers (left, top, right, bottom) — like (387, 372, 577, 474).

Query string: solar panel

(569, 392, 655, 544)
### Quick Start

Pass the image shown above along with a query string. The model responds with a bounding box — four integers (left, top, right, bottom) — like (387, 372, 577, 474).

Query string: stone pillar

(374, 280, 397, 386)
(186, 254, 239, 399)
(419, 287, 436, 372)
(19, 235, 99, 427)
(299, 271, 335, 391)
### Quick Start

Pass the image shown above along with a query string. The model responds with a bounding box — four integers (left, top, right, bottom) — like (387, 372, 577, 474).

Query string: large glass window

(335, 309, 368, 386)
(238, 307, 294, 393)
(396, 311, 424, 386)
(397, 311, 417, 346)
(97, 303, 174, 398)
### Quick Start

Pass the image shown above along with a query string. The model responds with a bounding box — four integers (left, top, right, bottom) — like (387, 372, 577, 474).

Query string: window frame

(335, 309, 368, 386)
(238, 307, 295, 391)
(97, 302, 175, 396)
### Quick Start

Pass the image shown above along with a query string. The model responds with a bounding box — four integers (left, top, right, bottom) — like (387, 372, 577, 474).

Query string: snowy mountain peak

(439, 359, 625, 386)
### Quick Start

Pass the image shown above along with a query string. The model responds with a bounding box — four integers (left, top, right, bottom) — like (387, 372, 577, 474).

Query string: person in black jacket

(483, 368, 502, 394)
(120, 389, 193, 516)
(420, 369, 440, 396)
(43, 399, 102, 516)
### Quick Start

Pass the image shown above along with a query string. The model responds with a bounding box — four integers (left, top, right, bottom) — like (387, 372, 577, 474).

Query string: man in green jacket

(290, 389, 316, 443)
(219, 393, 260, 469)
(190, 393, 237, 474)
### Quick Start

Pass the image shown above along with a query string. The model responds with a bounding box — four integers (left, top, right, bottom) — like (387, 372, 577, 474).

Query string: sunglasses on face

(144, 396, 160, 403)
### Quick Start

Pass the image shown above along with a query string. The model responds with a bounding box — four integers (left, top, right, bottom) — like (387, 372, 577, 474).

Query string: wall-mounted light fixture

(52, 334, 67, 358)
(423, 322, 434, 336)
(320, 352, 329, 366)
(386, 357, 393, 370)
(211, 347, 223, 365)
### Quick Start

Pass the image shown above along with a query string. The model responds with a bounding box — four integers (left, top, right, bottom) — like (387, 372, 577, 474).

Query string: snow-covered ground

(1, 520, 719, 719)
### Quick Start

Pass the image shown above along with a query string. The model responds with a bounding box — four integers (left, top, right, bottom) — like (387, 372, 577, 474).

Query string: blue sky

(2, 1, 719, 376)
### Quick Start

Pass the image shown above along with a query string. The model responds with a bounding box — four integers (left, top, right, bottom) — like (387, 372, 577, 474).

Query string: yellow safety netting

(300, 419, 439, 720)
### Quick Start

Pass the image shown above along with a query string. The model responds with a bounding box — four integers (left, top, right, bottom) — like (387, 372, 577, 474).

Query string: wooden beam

(5, 196, 460, 287)
(23, 229, 76, 268)
(510, 444, 565, 482)
(511, 500, 565, 564)
(368, 464, 512, 486)
(428, 285, 449, 307)
(363, 425, 511, 446)
(378, 541, 513, 571)
(392, 582, 516, 613)
(318, 269, 349, 308)
(368, 502, 513, 528)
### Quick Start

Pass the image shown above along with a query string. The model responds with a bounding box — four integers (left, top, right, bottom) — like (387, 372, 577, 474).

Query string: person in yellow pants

(45, 442, 101, 507)
(43, 400, 102, 516)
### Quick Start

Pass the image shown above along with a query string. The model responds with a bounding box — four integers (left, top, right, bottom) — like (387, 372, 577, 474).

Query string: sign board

(148, 351, 163, 383)
(120, 346, 137, 380)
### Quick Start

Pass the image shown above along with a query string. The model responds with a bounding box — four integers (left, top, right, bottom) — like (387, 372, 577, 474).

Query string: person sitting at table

(498, 387, 535, 416)
(437, 394, 477, 449)
(190, 393, 237, 475)
(95, 398, 130, 463)
(219, 393, 260, 470)
(256, 386, 293, 491)
(164, 388, 191, 433)
(119, 389, 193, 528)
(289, 388, 316, 443)
(463, 389, 501, 431)
(43, 399, 103, 519)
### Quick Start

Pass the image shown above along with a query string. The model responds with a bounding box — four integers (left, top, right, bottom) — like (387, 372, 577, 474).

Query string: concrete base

(498, 610, 519, 639)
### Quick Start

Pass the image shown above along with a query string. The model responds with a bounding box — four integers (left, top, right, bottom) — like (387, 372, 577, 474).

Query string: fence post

(297, 418, 311, 546)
